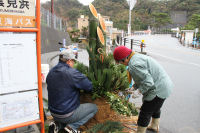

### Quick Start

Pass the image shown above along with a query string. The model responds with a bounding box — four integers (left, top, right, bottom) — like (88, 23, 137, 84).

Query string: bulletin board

(0, 90, 39, 128)
(0, 33, 38, 94)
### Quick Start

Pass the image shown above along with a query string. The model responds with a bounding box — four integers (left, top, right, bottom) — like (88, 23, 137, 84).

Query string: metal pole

(128, 0, 131, 35)
(124, 38, 126, 46)
(117, 36, 119, 44)
(51, 0, 54, 28)
(51, 0, 54, 14)
(131, 39, 133, 50)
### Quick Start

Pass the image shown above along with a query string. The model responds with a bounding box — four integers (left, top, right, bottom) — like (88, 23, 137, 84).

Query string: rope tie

(97, 48, 105, 63)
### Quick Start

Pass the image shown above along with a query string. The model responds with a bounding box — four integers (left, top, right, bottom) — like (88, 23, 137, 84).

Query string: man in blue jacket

(46, 49, 97, 133)
(113, 46, 173, 133)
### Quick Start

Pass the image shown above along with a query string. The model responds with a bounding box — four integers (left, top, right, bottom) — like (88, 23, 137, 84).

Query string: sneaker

(48, 122, 59, 133)
(64, 126, 81, 133)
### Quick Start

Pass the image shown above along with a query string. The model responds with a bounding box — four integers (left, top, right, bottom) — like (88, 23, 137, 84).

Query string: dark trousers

(137, 96, 165, 127)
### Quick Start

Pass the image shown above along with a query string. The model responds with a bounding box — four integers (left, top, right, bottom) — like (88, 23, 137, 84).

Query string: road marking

(148, 51, 200, 68)
(189, 62, 200, 68)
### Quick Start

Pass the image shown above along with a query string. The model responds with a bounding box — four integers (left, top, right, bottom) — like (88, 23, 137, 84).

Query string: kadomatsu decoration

(75, 4, 138, 119)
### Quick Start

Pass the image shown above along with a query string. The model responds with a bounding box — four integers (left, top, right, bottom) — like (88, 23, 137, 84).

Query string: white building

(181, 30, 194, 45)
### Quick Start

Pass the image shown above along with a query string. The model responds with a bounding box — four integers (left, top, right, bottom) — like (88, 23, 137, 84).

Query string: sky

(41, 0, 94, 5)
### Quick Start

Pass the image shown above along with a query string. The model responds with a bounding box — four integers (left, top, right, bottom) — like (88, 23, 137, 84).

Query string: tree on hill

(152, 12, 172, 28)
(183, 14, 200, 30)
(81, 26, 89, 38)
(41, 0, 200, 30)
(68, 29, 80, 42)
(169, 0, 200, 16)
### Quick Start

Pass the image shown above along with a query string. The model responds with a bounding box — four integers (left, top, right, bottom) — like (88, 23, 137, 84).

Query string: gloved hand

(125, 86, 137, 93)
(132, 89, 142, 98)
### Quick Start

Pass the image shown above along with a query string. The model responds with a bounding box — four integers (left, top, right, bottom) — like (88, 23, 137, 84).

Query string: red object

(113, 46, 132, 61)
(41, 73, 45, 82)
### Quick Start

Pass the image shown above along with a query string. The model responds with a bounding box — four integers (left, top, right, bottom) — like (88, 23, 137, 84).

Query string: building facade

(77, 15, 89, 32)
(77, 15, 122, 45)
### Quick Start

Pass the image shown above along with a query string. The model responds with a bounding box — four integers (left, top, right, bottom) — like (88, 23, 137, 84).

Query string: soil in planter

(80, 94, 138, 132)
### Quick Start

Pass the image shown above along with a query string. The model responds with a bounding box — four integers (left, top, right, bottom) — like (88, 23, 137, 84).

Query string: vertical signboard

(0, 0, 44, 132)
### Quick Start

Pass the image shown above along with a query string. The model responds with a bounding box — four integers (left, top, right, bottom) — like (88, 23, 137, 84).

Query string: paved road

(127, 35, 200, 133)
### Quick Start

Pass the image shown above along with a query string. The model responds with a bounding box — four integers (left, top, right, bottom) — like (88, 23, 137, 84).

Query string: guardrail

(115, 37, 146, 54)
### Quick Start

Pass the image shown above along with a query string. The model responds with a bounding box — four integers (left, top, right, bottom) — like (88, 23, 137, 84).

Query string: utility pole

(51, 0, 54, 28)
(51, 0, 54, 14)
(128, 1, 131, 36)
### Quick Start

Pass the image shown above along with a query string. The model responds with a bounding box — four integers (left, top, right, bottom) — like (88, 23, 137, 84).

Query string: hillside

(42, 0, 84, 27)
(42, 0, 200, 30)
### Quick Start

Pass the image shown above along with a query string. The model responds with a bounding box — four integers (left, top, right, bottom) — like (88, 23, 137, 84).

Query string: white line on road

(148, 51, 200, 68)
(188, 62, 200, 68)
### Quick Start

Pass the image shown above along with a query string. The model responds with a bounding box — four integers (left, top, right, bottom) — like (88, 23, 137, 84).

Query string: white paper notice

(0, 33, 38, 94)
(0, 90, 40, 128)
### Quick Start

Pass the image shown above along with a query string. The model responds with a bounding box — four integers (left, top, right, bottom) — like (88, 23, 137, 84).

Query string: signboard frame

(0, 0, 45, 132)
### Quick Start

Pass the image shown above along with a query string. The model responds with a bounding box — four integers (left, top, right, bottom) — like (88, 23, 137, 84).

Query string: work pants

(53, 103, 97, 130)
(137, 96, 165, 127)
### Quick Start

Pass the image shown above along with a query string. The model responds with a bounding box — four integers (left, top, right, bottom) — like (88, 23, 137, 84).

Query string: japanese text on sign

(0, 0, 35, 27)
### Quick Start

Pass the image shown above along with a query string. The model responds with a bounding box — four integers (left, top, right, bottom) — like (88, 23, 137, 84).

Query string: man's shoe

(48, 121, 59, 133)
(64, 126, 81, 133)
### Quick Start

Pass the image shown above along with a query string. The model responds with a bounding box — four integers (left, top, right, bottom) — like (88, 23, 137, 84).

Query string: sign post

(127, 0, 137, 36)
(195, 28, 199, 38)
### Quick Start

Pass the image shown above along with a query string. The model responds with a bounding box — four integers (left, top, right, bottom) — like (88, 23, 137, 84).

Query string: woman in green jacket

(113, 46, 173, 133)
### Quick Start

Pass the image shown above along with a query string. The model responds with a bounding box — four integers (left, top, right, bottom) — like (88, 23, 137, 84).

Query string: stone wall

(170, 11, 187, 27)
(41, 25, 71, 53)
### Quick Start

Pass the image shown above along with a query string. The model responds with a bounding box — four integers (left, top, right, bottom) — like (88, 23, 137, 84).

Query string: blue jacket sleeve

(71, 69, 93, 92)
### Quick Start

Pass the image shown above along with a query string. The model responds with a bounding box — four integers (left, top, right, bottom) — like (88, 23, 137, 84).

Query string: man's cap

(113, 46, 132, 61)
(60, 49, 76, 60)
